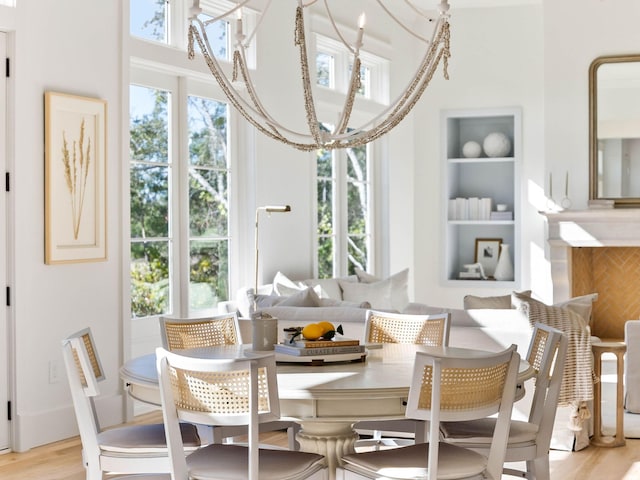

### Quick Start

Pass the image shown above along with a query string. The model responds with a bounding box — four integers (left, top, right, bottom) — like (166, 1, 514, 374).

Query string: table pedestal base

(297, 422, 358, 480)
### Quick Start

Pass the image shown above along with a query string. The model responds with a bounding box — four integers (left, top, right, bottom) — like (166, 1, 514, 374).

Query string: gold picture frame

(474, 238, 502, 278)
(45, 92, 107, 264)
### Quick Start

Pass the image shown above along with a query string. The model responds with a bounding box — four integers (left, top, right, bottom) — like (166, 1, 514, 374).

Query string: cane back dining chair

(156, 347, 328, 480)
(440, 322, 568, 480)
(336, 344, 520, 480)
(159, 313, 300, 449)
(61, 328, 201, 480)
(355, 310, 451, 449)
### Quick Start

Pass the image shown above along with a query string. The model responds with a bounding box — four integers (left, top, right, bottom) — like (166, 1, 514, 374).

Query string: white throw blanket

(512, 293, 594, 430)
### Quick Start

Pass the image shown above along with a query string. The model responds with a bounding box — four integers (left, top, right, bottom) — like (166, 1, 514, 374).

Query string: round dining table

(120, 343, 532, 479)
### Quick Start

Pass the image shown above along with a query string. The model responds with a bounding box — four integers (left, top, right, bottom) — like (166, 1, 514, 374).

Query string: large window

(129, 80, 231, 318)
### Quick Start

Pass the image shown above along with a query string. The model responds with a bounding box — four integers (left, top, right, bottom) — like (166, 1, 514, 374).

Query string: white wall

(411, 4, 545, 308)
(4, 0, 124, 450)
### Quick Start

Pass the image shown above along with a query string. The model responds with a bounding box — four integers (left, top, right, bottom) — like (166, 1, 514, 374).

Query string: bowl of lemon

(284, 322, 344, 344)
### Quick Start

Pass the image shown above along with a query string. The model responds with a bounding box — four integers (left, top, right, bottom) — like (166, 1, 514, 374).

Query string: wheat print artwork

(61, 119, 91, 240)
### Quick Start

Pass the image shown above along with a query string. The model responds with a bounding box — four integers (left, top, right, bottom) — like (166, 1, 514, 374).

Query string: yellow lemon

(301, 323, 324, 341)
(317, 321, 335, 336)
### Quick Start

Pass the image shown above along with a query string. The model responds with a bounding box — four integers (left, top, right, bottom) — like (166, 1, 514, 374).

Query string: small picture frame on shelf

(475, 238, 502, 278)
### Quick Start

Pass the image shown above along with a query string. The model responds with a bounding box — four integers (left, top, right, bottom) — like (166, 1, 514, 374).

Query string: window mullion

(335, 149, 348, 277)
(174, 77, 190, 316)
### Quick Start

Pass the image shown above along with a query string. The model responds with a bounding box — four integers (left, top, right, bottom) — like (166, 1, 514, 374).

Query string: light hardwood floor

(1, 412, 640, 480)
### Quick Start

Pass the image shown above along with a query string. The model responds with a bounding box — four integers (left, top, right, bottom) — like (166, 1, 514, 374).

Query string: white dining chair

(336, 344, 520, 480)
(159, 314, 300, 449)
(156, 347, 328, 480)
(61, 328, 201, 480)
(355, 310, 451, 449)
(440, 323, 568, 480)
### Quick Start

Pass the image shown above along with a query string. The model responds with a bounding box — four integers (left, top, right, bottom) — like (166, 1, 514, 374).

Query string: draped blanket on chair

(512, 292, 594, 430)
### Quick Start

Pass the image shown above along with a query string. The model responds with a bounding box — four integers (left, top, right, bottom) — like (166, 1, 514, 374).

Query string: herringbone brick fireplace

(572, 247, 640, 339)
(543, 209, 640, 340)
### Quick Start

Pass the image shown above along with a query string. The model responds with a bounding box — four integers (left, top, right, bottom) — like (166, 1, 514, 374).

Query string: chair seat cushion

(187, 443, 325, 480)
(441, 418, 538, 445)
(99, 422, 200, 454)
(341, 442, 487, 480)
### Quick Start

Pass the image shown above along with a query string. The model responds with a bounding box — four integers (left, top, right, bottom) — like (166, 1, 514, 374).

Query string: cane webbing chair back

(157, 348, 326, 480)
(67, 328, 104, 396)
(340, 345, 519, 480)
(365, 310, 451, 346)
(409, 346, 518, 422)
(160, 313, 241, 351)
(165, 362, 276, 420)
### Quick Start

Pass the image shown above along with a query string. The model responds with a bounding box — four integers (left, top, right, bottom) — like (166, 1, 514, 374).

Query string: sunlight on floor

(623, 462, 640, 479)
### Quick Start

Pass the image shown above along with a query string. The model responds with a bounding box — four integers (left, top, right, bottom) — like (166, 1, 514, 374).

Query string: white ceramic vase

(494, 243, 514, 281)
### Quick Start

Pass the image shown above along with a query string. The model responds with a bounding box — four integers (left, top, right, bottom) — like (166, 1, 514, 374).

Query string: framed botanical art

(475, 238, 502, 278)
(45, 92, 107, 264)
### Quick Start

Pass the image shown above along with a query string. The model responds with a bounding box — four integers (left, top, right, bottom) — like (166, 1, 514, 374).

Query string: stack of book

(274, 337, 364, 356)
(489, 210, 513, 221)
(448, 197, 493, 220)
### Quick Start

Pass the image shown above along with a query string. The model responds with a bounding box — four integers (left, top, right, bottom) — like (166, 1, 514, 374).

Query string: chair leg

(86, 462, 102, 480)
(529, 456, 550, 480)
(414, 420, 428, 443)
(287, 423, 301, 451)
(212, 426, 226, 444)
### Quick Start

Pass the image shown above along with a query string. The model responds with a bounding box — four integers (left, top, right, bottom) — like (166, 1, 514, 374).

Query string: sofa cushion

(463, 290, 532, 309)
(277, 287, 320, 307)
(339, 277, 394, 310)
(302, 276, 357, 300)
(354, 268, 410, 311)
(317, 298, 372, 309)
(273, 271, 357, 300)
(272, 271, 304, 295)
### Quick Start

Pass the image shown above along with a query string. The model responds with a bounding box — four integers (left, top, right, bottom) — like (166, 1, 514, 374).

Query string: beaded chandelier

(188, 0, 451, 151)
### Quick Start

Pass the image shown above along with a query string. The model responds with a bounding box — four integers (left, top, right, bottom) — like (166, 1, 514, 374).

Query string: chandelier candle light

(188, 0, 451, 151)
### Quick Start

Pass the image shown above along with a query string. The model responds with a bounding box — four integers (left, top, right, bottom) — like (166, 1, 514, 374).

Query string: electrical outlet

(49, 360, 61, 384)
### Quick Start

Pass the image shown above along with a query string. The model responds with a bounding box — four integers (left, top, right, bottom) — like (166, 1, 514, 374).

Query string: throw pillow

(254, 294, 287, 309)
(339, 277, 394, 310)
(355, 267, 379, 283)
(553, 293, 598, 328)
(272, 271, 304, 295)
(354, 268, 410, 312)
(277, 287, 321, 307)
(302, 276, 357, 300)
(463, 290, 532, 309)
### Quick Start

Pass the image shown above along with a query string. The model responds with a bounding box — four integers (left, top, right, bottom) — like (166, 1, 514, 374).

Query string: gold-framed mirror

(589, 54, 640, 207)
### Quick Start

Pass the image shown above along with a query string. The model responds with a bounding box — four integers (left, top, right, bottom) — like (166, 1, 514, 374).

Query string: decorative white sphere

(462, 141, 482, 158)
(483, 132, 511, 158)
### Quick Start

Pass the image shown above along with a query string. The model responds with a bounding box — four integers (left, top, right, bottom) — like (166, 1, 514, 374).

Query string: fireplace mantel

(541, 209, 640, 338)
(542, 209, 640, 247)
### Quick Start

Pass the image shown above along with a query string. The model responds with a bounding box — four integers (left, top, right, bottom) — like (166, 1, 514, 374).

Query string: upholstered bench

(625, 320, 640, 413)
